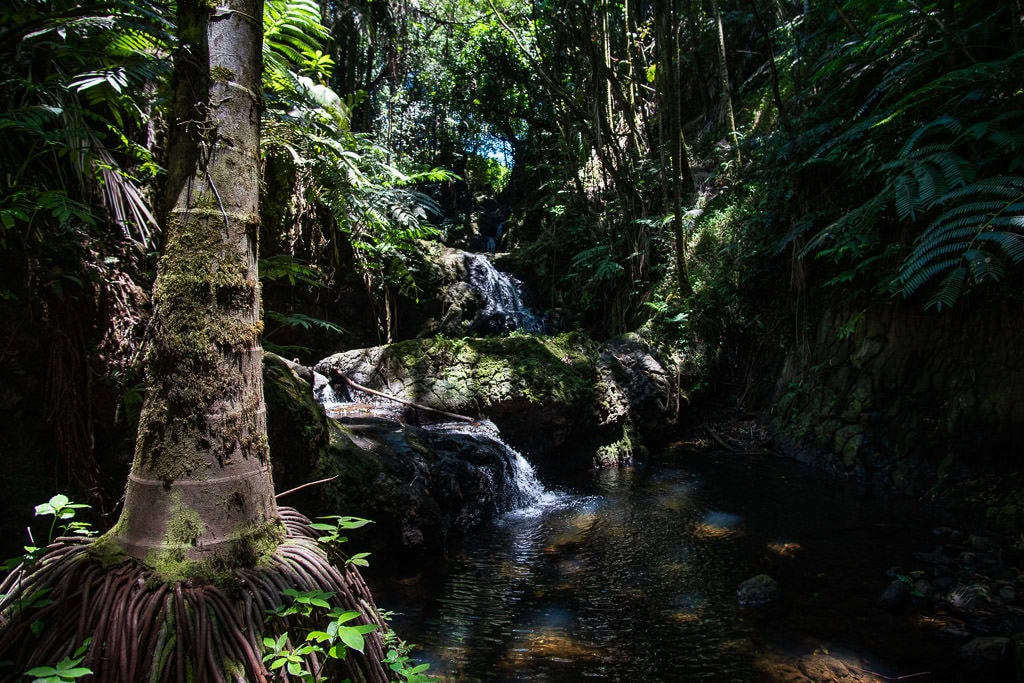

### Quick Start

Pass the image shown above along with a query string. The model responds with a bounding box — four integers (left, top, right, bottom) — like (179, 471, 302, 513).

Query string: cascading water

(312, 372, 556, 516)
(465, 253, 545, 335)
(423, 420, 557, 515)
(308, 250, 555, 519)
(312, 370, 340, 405)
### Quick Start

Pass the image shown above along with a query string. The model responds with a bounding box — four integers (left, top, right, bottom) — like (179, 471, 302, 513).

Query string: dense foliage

(1, 0, 1021, 517)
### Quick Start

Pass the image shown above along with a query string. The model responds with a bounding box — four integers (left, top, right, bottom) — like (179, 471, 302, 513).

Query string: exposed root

(0, 508, 389, 683)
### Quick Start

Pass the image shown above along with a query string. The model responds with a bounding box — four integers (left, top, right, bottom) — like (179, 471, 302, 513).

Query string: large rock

(737, 574, 782, 607)
(314, 332, 680, 469)
(592, 334, 681, 466)
(264, 352, 549, 570)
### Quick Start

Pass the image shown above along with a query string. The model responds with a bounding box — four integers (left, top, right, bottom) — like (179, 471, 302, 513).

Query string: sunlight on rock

(692, 510, 744, 539)
(914, 612, 969, 636)
(656, 560, 688, 580)
(501, 631, 603, 668)
(568, 510, 597, 531)
(753, 651, 887, 683)
(666, 610, 702, 624)
(766, 541, 803, 558)
(543, 526, 588, 552)
(719, 638, 755, 657)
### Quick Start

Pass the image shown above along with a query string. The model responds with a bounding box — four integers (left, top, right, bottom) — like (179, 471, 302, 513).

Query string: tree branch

(330, 369, 476, 423)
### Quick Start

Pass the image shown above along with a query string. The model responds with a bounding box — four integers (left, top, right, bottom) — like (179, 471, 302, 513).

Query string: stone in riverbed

(960, 636, 1008, 663)
(737, 574, 781, 607)
(878, 579, 911, 610)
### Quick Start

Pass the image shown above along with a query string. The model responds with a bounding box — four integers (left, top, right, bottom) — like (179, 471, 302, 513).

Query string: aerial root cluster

(0, 507, 389, 683)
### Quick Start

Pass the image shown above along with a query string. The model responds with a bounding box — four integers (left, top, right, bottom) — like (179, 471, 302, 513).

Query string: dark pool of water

(372, 447, 987, 681)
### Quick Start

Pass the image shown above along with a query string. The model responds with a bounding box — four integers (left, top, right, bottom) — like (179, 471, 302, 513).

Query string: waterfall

(312, 370, 340, 405)
(424, 420, 557, 515)
(465, 253, 545, 335)
(493, 434, 546, 511)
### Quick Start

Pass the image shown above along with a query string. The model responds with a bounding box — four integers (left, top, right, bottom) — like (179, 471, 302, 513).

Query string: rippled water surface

(373, 449, 958, 681)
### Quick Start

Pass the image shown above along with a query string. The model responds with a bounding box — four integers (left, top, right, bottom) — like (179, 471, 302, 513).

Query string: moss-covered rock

(266, 351, 597, 570)
(314, 331, 680, 469)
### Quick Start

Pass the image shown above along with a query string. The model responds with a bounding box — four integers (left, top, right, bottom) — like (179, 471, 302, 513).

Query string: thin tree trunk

(749, 0, 791, 131)
(111, 0, 281, 571)
(655, 0, 695, 297)
(711, 0, 740, 165)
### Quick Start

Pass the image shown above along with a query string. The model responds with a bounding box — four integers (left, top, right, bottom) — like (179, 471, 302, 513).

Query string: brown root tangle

(0, 508, 390, 683)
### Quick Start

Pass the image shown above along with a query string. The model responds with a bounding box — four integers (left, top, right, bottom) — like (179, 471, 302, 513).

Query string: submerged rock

(737, 574, 781, 607)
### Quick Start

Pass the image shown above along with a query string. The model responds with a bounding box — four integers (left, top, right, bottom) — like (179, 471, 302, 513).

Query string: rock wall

(770, 294, 1024, 509)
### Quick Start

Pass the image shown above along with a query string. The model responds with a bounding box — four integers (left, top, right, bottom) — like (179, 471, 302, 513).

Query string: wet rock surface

(738, 574, 782, 607)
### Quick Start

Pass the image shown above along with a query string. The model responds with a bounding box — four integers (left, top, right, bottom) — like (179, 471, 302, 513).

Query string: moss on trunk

(106, 0, 279, 574)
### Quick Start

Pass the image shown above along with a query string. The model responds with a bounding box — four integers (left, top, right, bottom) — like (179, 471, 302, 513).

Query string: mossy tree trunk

(109, 0, 281, 573)
(4, 1, 383, 679)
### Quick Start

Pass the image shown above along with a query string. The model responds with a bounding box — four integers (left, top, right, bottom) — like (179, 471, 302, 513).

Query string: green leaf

(346, 552, 371, 567)
(328, 609, 360, 623)
(24, 666, 59, 677)
(337, 626, 366, 653)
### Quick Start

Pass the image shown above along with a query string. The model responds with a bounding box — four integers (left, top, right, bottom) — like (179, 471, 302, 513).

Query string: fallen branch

(330, 370, 476, 424)
(276, 475, 338, 500)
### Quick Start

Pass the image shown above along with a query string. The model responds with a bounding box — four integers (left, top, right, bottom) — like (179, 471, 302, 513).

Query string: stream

(370, 445, 979, 682)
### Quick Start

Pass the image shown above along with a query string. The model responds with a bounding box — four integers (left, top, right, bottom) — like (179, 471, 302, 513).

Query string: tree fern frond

(975, 231, 1024, 264)
(900, 116, 963, 155)
(934, 177, 1024, 207)
(964, 248, 1006, 283)
(899, 257, 961, 297)
(925, 265, 967, 311)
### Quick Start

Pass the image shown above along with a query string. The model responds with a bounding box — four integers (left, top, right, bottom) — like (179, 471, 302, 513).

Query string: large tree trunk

(0, 1, 392, 679)
(110, 0, 281, 572)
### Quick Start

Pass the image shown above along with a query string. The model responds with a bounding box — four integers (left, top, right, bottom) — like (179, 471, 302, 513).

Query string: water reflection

(373, 451, 945, 681)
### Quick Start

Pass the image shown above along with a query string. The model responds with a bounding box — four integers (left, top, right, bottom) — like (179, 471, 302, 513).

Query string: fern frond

(899, 257, 961, 297)
(964, 248, 1006, 283)
(974, 231, 1024, 264)
(925, 266, 967, 311)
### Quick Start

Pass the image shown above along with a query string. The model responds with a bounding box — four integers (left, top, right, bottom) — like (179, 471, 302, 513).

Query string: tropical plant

(789, 2, 1024, 309)
(0, 0, 173, 505)
(0, 0, 391, 679)
(261, 39, 455, 342)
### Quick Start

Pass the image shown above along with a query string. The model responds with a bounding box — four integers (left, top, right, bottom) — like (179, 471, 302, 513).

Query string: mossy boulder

(314, 331, 680, 469)
(315, 333, 597, 457)
(264, 352, 557, 570)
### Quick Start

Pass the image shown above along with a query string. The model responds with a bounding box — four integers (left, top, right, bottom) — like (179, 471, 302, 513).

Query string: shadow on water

(372, 446, 997, 682)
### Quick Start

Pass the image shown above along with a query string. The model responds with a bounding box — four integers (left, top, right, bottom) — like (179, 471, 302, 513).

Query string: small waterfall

(424, 420, 556, 515)
(465, 253, 545, 335)
(495, 438, 546, 511)
(312, 371, 340, 405)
